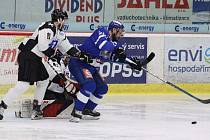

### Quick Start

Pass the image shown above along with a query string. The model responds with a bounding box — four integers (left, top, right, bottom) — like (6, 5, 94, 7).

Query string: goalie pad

(15, 99, 74, 119)
(15, 99, 32, 118)
(42, 99, 74, 118)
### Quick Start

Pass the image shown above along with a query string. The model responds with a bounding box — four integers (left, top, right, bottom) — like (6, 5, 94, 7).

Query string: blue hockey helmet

(108, 20, 124, 31)
(51, 9, 68, 22)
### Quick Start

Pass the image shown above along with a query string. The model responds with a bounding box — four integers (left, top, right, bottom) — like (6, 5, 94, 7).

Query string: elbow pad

(99, 50, 112, 61)
(42, 48, 56, 57)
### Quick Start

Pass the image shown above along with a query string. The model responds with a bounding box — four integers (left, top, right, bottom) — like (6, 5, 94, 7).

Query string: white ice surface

(1, 94, 210, 140)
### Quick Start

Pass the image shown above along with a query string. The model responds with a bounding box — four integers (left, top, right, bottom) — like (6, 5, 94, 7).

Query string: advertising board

(68, 36, 148, 84)
(164, 36, 210, 83)
(115, 0, 192, 24)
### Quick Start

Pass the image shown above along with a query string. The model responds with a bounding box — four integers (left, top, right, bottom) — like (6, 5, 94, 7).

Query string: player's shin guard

(0, 100, 7, 120)
(34, 79, 49, 105)
(31, 100, 43, 120)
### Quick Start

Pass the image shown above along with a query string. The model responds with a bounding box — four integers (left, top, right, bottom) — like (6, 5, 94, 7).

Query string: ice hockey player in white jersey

(0, 9, 91, 120)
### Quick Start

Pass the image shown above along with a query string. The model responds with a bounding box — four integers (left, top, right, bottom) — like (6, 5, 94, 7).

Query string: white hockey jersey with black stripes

(20, 21, 73, 58)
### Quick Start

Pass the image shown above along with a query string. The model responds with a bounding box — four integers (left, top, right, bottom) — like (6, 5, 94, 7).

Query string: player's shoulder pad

(38, 21, 56, 36)
(97, 27, 109, 35)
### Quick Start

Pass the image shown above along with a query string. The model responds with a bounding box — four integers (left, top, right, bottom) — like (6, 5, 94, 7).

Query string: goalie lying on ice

(15, 54, 79, 118)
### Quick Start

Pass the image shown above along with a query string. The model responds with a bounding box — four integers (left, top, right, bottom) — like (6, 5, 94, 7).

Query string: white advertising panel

(0, 36, 22, 84)
(164, 36, 210, 83)
(1, 32, 210, 85)
(115, 0, 192, 24)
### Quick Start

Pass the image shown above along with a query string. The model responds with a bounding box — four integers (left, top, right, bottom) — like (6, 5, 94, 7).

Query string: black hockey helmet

(51, 9, 68, 22)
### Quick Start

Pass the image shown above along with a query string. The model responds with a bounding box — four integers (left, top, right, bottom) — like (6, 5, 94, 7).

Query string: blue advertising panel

(193, 0, 210, 12)
(67, 36, 147, 84)
(192, 0, 210, 24)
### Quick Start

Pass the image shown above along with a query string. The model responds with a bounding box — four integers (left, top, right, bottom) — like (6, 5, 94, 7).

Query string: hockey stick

(126, 53, 210, 104)
(141, 67, 210, 104)
(125, 52, 155, 68)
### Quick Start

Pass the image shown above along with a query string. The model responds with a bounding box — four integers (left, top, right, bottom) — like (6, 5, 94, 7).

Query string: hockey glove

(112, 47, 126, 62)
(66, 47, 93, 63)
(79, 52, 93, 63)
(128, 57, 142, 71)
(65, 80, 77, 94)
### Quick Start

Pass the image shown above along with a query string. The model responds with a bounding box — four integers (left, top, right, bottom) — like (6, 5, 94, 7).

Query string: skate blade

(69, 116, 80, 123)
(82, 115, 100, 120)
(31, 115, 43, 120)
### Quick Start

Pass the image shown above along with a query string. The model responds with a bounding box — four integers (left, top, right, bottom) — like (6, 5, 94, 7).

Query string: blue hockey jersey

(78, 27, 120, 63)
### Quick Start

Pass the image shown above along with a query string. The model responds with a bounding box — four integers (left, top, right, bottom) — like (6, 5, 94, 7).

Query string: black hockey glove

(79, 52, 93, 63)
(66, 47, 93, 63)
(112, 47, 126, 62)
(128, 57, 142, 71)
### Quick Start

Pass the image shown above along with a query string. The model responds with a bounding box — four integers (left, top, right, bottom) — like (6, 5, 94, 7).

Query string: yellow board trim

(108, 83, 210, 94)
(0, 83, 210, 96)
(0, 84, 34, 96)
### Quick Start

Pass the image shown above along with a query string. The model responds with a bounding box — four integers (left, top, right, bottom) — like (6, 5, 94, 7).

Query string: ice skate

(69, 108, 82, 123)
(0, 100, 7, 120)
(31, 100, 43, 120)
(82, 108, 100, 120)
(31, 110, 43, 120)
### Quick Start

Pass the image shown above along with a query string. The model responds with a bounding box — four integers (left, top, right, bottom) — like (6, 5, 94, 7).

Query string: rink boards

(0, 32, 210, 95)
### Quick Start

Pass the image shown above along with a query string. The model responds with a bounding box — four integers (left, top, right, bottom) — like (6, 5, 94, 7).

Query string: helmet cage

(51, 9, 68, 22)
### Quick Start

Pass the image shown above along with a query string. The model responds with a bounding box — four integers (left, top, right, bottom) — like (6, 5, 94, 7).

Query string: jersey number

(49, 40, 58, 49)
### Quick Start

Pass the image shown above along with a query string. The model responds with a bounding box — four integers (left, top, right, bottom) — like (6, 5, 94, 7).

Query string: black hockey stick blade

(141, 52, 155, 66)
(125, 52, 155, 67)
(198, 99, 210, 104)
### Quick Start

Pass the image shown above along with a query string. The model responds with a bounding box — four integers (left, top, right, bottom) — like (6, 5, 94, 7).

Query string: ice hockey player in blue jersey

(68, 20, 142, 122)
